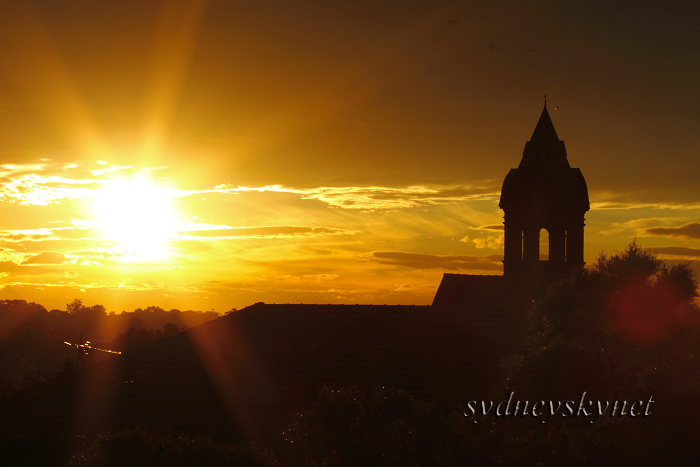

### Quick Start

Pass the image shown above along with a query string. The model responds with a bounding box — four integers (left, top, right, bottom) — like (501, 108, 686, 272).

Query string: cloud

(0, 231, 52, 242)
(393, 283, 414, 292)
(472, 224, 504, 231)
(275, 274, 339, 282)
(472, 235, 504, 249)
(178, 184, 303, 197)
(0, 227, 103, 243)
(0, 251, 26, 266)
(304, 274, 338, 281)
(0, 162, 169, 205)
(367, 251, 502, 271)
(0, 280, 207, 294)
(181, 182, 501, 211)
(302, 183, 500, 210)
(178, 225, 358, 239)
(1, 165, 500, 213)
(22, 251, 67, 265)
(591, 201, 700, 211)
(596, 218, 683, 237)
(50, 227, 104, 241)
(644, 223, 700, 240)
(90, 165, 132, 176)
(0, 164, 102, 205)
(647, 246, 700, 258)
(69, 249, 124, 259)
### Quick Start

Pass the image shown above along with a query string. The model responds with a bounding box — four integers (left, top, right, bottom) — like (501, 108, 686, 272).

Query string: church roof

(432, 273, 503, 308)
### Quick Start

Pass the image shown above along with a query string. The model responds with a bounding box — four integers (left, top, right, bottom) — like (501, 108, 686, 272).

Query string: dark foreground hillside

(1, 299, 525, 465)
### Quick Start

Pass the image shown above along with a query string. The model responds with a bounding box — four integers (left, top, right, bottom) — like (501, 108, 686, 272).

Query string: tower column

(549, 228, 566, 264)
(523, 227, 540, 264)
(566, 214, 585, 267)
(503, 216, 522, 276)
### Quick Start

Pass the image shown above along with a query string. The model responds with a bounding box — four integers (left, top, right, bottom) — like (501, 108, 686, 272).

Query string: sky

(0, 0, 699, 313)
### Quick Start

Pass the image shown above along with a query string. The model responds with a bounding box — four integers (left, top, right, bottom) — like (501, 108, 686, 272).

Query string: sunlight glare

(92, 179, 180, 260)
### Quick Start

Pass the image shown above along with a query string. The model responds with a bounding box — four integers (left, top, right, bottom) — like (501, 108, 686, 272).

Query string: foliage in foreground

(281, 385, 483, 467)
(0, 299, 224, 394)
(66, 426, 277, 467)
(507, 241, 699, 397)
(497, 242, 700, 465)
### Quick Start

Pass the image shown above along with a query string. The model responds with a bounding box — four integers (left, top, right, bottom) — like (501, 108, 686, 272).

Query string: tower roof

(529, 106, 559, 143)
(501, 104, 589, 212)
(517, 105, 569, 171)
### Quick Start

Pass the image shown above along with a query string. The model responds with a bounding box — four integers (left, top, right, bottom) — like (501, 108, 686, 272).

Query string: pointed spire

(529, 106, 559, 143)
(518, 105, 569, 171)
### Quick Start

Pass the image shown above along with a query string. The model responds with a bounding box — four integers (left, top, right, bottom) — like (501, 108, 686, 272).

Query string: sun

(92, 178, 180, 260)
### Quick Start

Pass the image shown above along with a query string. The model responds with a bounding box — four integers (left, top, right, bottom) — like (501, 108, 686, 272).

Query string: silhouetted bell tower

(499, 104, 590, 280)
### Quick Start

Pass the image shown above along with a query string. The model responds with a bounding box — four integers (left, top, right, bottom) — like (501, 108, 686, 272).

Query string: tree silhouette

(281, 386, 482, 467)
(66, 426, 277, 467)
(497, 242, 700, 464)
(0, 299, 220, 395)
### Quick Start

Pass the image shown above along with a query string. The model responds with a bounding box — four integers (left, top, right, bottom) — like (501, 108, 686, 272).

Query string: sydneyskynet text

(464, 391, 654, 424)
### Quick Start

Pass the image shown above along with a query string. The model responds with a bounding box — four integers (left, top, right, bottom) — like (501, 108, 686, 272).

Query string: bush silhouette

(498, 242, 700, 465)
(67, 426, 277, 467)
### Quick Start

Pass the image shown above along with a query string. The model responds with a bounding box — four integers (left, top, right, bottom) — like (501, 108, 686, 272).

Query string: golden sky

(1, 0, 700, 312)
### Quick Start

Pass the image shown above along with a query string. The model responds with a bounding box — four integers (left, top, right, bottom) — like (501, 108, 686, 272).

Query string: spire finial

(544, 94, 547, 109)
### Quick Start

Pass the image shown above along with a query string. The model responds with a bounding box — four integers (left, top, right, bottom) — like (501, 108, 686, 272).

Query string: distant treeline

(0, 299, 229, 393)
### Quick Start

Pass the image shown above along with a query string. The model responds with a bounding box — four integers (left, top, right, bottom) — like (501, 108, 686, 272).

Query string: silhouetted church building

(501, 103, 589, 279)
(21, 106, 591, 443)
(433, 104, 589, 307)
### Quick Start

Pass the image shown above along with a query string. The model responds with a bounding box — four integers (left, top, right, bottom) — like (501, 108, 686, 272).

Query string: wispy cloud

(68, 249, 124, 259)
(0, 230, 52, 242)
(644, 223, 700, 240)
(0, 227, 103, 242)
(1, 165, 501, 213)
(176, 225, 359, 240)
(178, 184, 304, 197)
(90, 165, 131, 176)
(22, 251, 67, 265)
(393, 283, 414, 292)
(301, 184, 500, 210)
(0, 280, 207, 294)
(0, 163, 102, 205)
(275, 274, 339, 282)
(0, 174, 100, 205)
(591, 201, 700, 211)
(472, 224, 503, 231)
(647, 246, 700, 258)
(472, 235, 504, 249)
(595, 218, 683, 237)
(0, 162, 165, 205)
(367, 251, 502, 271)
(0, 250, 29, 265)
(179, 182, 501, 211)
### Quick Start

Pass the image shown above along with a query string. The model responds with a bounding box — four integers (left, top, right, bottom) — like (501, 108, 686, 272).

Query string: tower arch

(539, 228, 549, 260)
